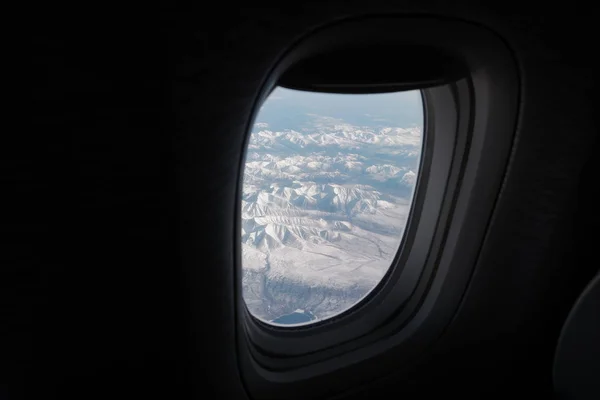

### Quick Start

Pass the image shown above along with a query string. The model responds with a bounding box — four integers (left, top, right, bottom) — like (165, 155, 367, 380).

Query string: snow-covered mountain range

(241, 113, 422, 324)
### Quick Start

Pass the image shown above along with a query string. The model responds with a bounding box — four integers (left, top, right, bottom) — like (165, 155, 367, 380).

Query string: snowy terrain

(241, 97, 423, 324)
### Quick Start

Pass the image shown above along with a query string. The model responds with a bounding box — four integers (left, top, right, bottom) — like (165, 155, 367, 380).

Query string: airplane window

(241, 87, 424, 326)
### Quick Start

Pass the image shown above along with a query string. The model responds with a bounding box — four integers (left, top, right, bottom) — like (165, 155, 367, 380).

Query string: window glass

(241, 87, 423, 326)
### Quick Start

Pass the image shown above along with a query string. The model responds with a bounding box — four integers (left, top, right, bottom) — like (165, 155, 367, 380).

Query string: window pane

(241, 87, 423, 326)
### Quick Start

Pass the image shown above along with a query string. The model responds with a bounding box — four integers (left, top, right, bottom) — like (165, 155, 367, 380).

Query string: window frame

(234, 15, 519, 399)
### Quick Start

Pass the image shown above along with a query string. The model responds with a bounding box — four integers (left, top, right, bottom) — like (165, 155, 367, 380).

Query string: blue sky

(256, 87, 423, 130)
